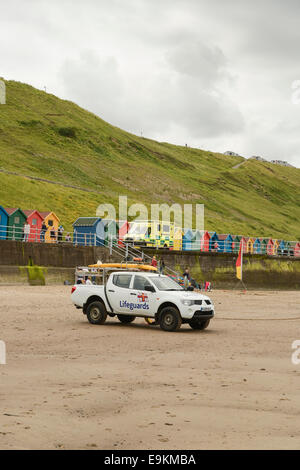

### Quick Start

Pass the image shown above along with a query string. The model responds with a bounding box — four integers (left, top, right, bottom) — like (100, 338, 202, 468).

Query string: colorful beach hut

(260, 238, 268, 254)
(267, 238, 274, 256)
(209, 232, 220, 252)
(39, 211, 60, 243)
(97, 219, 118, 246)
(200, 231, 210, 252)
(216, 234, 226, 253)
(73, 217, 103, 246)
(0, 206, 8, 239)
(192, 230, 202, 251)
(182, 229, 194, 251)
(278, 240, 286, 256)
(241, 237, 248, 253)
(247, 238, 255, 254)
(232, 235, 241, 254)
(23, 210, 44, 242)
(253, 238, 261, 254)
(294, 242, 300, 258)
(118, 221, 130, 247)
(224, 234, 234, 253)
(173, 227, 183, 251)
(273, 239, 280, 256)
(5, 208, 27, 240)
(285, 241, 293, 256)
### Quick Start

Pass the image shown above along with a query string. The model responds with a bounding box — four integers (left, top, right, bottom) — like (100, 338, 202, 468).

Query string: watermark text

(0, 341, 6, 365)
(0, 80, 6, 104)
(291, 340, 300, 365)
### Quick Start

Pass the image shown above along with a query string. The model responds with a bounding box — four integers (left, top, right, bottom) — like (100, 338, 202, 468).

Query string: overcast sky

(1, 0, 300, 166)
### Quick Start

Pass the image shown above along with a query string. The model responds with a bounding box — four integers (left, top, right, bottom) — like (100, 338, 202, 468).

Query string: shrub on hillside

(18, 120, 42, 127)
(58, 127, 77, 138)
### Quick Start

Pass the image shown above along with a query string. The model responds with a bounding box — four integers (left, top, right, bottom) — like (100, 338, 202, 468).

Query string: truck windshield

(151, 277, 183, 291)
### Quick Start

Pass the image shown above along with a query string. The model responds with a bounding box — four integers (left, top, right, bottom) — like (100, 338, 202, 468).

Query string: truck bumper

(181, 306, 215, 321)
(190, 310, 214, 321)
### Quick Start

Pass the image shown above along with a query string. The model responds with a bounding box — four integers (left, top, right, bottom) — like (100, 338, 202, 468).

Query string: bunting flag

(236, 241, 243, 280)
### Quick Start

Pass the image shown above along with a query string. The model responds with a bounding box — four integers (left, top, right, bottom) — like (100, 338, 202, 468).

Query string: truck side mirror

(145, 285, 155, 293)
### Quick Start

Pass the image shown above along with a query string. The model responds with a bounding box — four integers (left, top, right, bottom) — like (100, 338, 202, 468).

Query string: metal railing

(0, 224, 72, 243)
(109, 239, 179, 278)
(0, 224, 299, 258)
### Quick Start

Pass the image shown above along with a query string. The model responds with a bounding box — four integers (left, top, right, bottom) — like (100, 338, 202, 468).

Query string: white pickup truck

(71, 271, 214, 332)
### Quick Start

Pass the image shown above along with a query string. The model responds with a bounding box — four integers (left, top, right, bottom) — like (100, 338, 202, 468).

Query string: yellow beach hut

(39, 211, 60, 243)
(247, 237, 255, 254)
(173, 227, 183, 251)
(273, 239, 280, 255)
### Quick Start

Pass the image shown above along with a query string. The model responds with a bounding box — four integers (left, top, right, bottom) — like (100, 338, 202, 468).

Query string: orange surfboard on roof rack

(88, 263, 157, 272)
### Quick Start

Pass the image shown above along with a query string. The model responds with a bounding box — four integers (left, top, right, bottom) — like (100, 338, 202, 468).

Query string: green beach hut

(5, 208, 27, 240)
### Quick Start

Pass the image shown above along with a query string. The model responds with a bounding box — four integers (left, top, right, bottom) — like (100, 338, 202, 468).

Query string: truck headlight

(181, 299, 194, 306)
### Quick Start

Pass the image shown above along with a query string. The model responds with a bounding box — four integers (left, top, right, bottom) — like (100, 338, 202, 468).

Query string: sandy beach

(0, 286, 299, 450)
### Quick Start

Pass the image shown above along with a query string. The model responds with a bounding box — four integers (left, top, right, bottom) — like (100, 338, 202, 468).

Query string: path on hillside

(0, 168, 101, 194)
(232, 160, 247, 169)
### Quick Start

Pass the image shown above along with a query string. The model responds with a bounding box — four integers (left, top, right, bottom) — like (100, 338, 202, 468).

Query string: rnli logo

(138, 293, 148, 303)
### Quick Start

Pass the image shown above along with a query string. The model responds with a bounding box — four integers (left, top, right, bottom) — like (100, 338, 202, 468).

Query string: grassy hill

(0, 79, 300, 240)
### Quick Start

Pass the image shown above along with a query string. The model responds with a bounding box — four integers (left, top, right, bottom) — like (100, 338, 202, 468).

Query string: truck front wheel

(159, 307, 182, 332)
(189, 319, 210, 330)
(86, 301, 107, 325)
(117, 315, 136, 324)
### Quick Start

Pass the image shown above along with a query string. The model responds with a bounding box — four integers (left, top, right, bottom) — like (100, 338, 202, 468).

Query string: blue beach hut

(182, 229, 194, 251)
(209, 232, 220, 252)
(223, 234, 234, 253)
(0, 206, 8, 239)
(278, 240, 286, 255)
(253, 238, 261, 254)
(73, 217, 103, 246)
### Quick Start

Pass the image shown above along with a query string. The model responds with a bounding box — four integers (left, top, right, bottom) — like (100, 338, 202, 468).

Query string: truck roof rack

(75, 264, 158, 285)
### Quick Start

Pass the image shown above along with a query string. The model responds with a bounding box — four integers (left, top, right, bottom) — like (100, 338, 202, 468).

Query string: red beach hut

(23, 210, 44, 242)
(267, 238, 274, 256)
(294, 242, 300, 258)
(118, 220, 130, 247)
(200, 231, 210, 252)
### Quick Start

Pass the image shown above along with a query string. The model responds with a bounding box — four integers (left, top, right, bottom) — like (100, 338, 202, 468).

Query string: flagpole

(234, 237, 247, 291)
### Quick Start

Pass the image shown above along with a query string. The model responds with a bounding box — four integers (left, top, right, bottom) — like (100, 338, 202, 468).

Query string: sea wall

(0, 241, 299, 289)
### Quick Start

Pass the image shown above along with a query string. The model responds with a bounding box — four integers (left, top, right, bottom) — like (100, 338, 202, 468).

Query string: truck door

(108, 273, 134, 314)
(130, 275, 158, 317)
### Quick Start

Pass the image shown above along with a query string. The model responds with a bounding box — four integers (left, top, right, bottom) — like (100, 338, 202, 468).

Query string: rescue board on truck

(88, 263, 157, 271)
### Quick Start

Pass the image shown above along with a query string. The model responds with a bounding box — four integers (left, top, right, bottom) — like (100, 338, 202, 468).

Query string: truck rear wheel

(159, 307, 182, 332)
(189, 319, 210, 330)
(86, 301, 107, 325)
(117, 315, 136, 324)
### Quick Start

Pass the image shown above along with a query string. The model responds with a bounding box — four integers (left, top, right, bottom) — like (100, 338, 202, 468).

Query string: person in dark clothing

(40, 221, 47, 243)
(58, 227, 63, 243)
(159, 258, 165, 274)
(50, 228, 57, 243)
(183, 267, 190, 290)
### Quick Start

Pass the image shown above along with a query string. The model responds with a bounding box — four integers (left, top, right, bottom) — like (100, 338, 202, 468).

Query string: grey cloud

(60, 43, 244, 140)
(61, 50, 123, 125)
(165, 40, 227, 86)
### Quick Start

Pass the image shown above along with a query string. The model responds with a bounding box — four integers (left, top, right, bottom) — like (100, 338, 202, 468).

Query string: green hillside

(0, 79, 299, 240)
